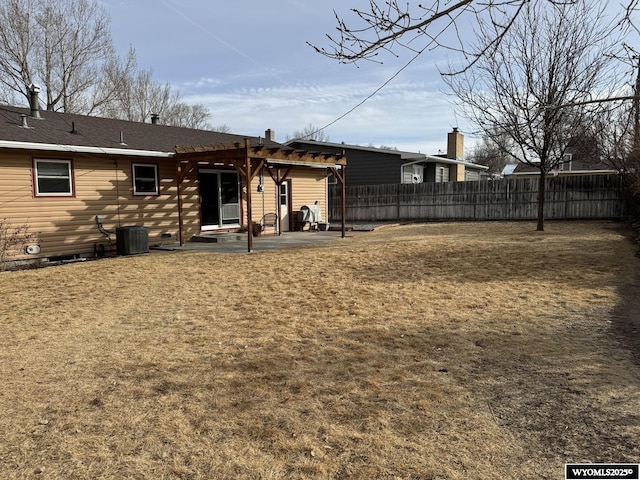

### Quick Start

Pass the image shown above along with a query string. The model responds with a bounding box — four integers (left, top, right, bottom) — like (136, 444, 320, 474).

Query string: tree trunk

(537, 170, 546, 231)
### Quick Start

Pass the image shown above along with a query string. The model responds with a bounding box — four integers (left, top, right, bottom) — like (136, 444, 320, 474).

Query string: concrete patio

(150, 230, 349, 254)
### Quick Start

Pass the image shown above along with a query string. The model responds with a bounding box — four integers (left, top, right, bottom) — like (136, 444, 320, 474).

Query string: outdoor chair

(261, 212, 278, 235)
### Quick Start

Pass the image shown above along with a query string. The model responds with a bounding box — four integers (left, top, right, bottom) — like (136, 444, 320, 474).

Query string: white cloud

(182, 77, 474, 155)
(105, 0, 480, 157)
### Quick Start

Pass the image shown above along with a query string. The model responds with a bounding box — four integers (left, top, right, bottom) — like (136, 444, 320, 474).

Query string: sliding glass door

(198, 170, 240, 229)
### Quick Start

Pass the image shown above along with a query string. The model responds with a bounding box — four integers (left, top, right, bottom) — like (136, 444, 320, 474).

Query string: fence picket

(329, 175, 626, 222)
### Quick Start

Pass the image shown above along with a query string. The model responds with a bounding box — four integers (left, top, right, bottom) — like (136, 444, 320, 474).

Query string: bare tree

(211, 124, 232, 134)
(0, 0, 113, 112)
(0, 0, 215, 129)
(0, 0, 37, 106)
(311, 0, 514, 67)
(163, 102, 212, 130)
(93, 52, 214, 129)
(83, 46, 137, 116)
(286, 123, 331, 142)
(312, 0, 637, 71)
(100, 67, 172, 123)
(445, 0, 620, 230)
(469, 131, 514, 175)
(588, 90, 640, 214)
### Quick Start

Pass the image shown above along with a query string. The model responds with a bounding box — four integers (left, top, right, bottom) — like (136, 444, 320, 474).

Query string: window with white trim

(132, 163, 159, 195)
(34, 159, 73, 196)
(435, 165, 450, 183)
(560, 153, 573, 172)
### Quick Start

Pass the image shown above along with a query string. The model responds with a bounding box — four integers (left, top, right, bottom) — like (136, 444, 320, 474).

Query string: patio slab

(150, 230, 348, 254)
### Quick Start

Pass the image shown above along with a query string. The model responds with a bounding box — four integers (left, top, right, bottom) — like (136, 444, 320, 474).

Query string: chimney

(447, 127, 464, 160)
(28, 84, 42, 119)
(151, 113, 159, 125)
(265, 129, 275, 142)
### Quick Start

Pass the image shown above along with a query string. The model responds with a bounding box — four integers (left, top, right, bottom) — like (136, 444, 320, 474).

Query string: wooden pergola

(175, 138, 347, 252)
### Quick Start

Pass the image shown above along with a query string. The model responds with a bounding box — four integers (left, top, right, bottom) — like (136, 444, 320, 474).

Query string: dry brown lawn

(1, 221, 639, 479)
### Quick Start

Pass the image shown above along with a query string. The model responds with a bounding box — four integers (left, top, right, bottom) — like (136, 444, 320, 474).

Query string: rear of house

(0, 102, 344, 265)
(0, 147, 179, 260)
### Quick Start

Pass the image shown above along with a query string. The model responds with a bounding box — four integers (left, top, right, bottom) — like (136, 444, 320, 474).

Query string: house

(287, 128, 488, 185)
(0, 90, 346, 264)
(505, 155, 618, 177)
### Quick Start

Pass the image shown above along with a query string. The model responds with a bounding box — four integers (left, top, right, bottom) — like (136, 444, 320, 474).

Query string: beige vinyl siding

(289, 167, 329, 221)
(181, 168, 204, 240)
(246, 167, 329, 225)
(0, 152, 182, 261)
(248, 174, 279, 224)
(2, 152, 332, 261)
(182, 166, 329, 234)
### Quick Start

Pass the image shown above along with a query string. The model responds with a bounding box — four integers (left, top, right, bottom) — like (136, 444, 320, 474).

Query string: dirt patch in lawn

(0, 221, 639, 479)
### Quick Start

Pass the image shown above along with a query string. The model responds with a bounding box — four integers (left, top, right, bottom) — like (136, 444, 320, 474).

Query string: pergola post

(177, 163, 185, 245)
(330, 164, 347, 239)
(174, 143, 346, 248)
(245, 139, 253, 252)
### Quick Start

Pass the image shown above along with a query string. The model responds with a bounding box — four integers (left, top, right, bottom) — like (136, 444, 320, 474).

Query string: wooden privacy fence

(329, 175, 627, 222)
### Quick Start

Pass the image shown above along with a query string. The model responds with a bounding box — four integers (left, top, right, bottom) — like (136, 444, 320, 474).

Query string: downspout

(114, 158, 122, 226)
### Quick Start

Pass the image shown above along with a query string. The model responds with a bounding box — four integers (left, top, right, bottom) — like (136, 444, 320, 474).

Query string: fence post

(337, 175, 623, 222)
(564, 177, 568, 220)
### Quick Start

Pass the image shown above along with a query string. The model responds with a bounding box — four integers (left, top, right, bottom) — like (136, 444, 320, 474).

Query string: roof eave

(509, 170, 618, 176)
(0, 140, 174, 157)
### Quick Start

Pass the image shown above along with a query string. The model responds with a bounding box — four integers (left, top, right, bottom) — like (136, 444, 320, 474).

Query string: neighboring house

(501, 164, 518, 176)
(505, 155, 618, 177)
(288, 128, 488, 185)
(0, 92, 345, 263)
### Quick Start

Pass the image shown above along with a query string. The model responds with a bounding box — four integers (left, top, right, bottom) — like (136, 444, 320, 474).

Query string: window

(402, 164, 424, 184)
(560, 153, 573, 172)
(465, 170, 480, 181)
(34, 159, 73, 196)
(132, 163, 159, 195)
(435, 165, 450, 183)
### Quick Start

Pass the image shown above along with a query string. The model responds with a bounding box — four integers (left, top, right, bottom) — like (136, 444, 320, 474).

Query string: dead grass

(1, 221, 639, 479)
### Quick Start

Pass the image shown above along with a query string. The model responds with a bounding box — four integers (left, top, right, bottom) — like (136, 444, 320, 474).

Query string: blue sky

(99, 0, 480, 155)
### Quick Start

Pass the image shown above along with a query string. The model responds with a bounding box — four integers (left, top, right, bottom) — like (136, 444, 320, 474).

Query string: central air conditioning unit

(116, 226, 149, 255)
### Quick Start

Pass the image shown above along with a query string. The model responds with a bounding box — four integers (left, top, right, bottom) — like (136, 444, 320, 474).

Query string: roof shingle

(0, 105, 278, 153)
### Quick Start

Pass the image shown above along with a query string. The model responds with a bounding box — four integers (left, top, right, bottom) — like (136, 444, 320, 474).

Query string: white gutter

(424, 155, 489, 169)
(0, 140, 174, 158)
(400, 159, 426, 168)
(508, 170, 618, 176)
(402, 155, 489, 170)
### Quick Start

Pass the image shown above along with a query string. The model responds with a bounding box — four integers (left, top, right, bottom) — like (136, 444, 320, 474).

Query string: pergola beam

(174, 140, 347, 248)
